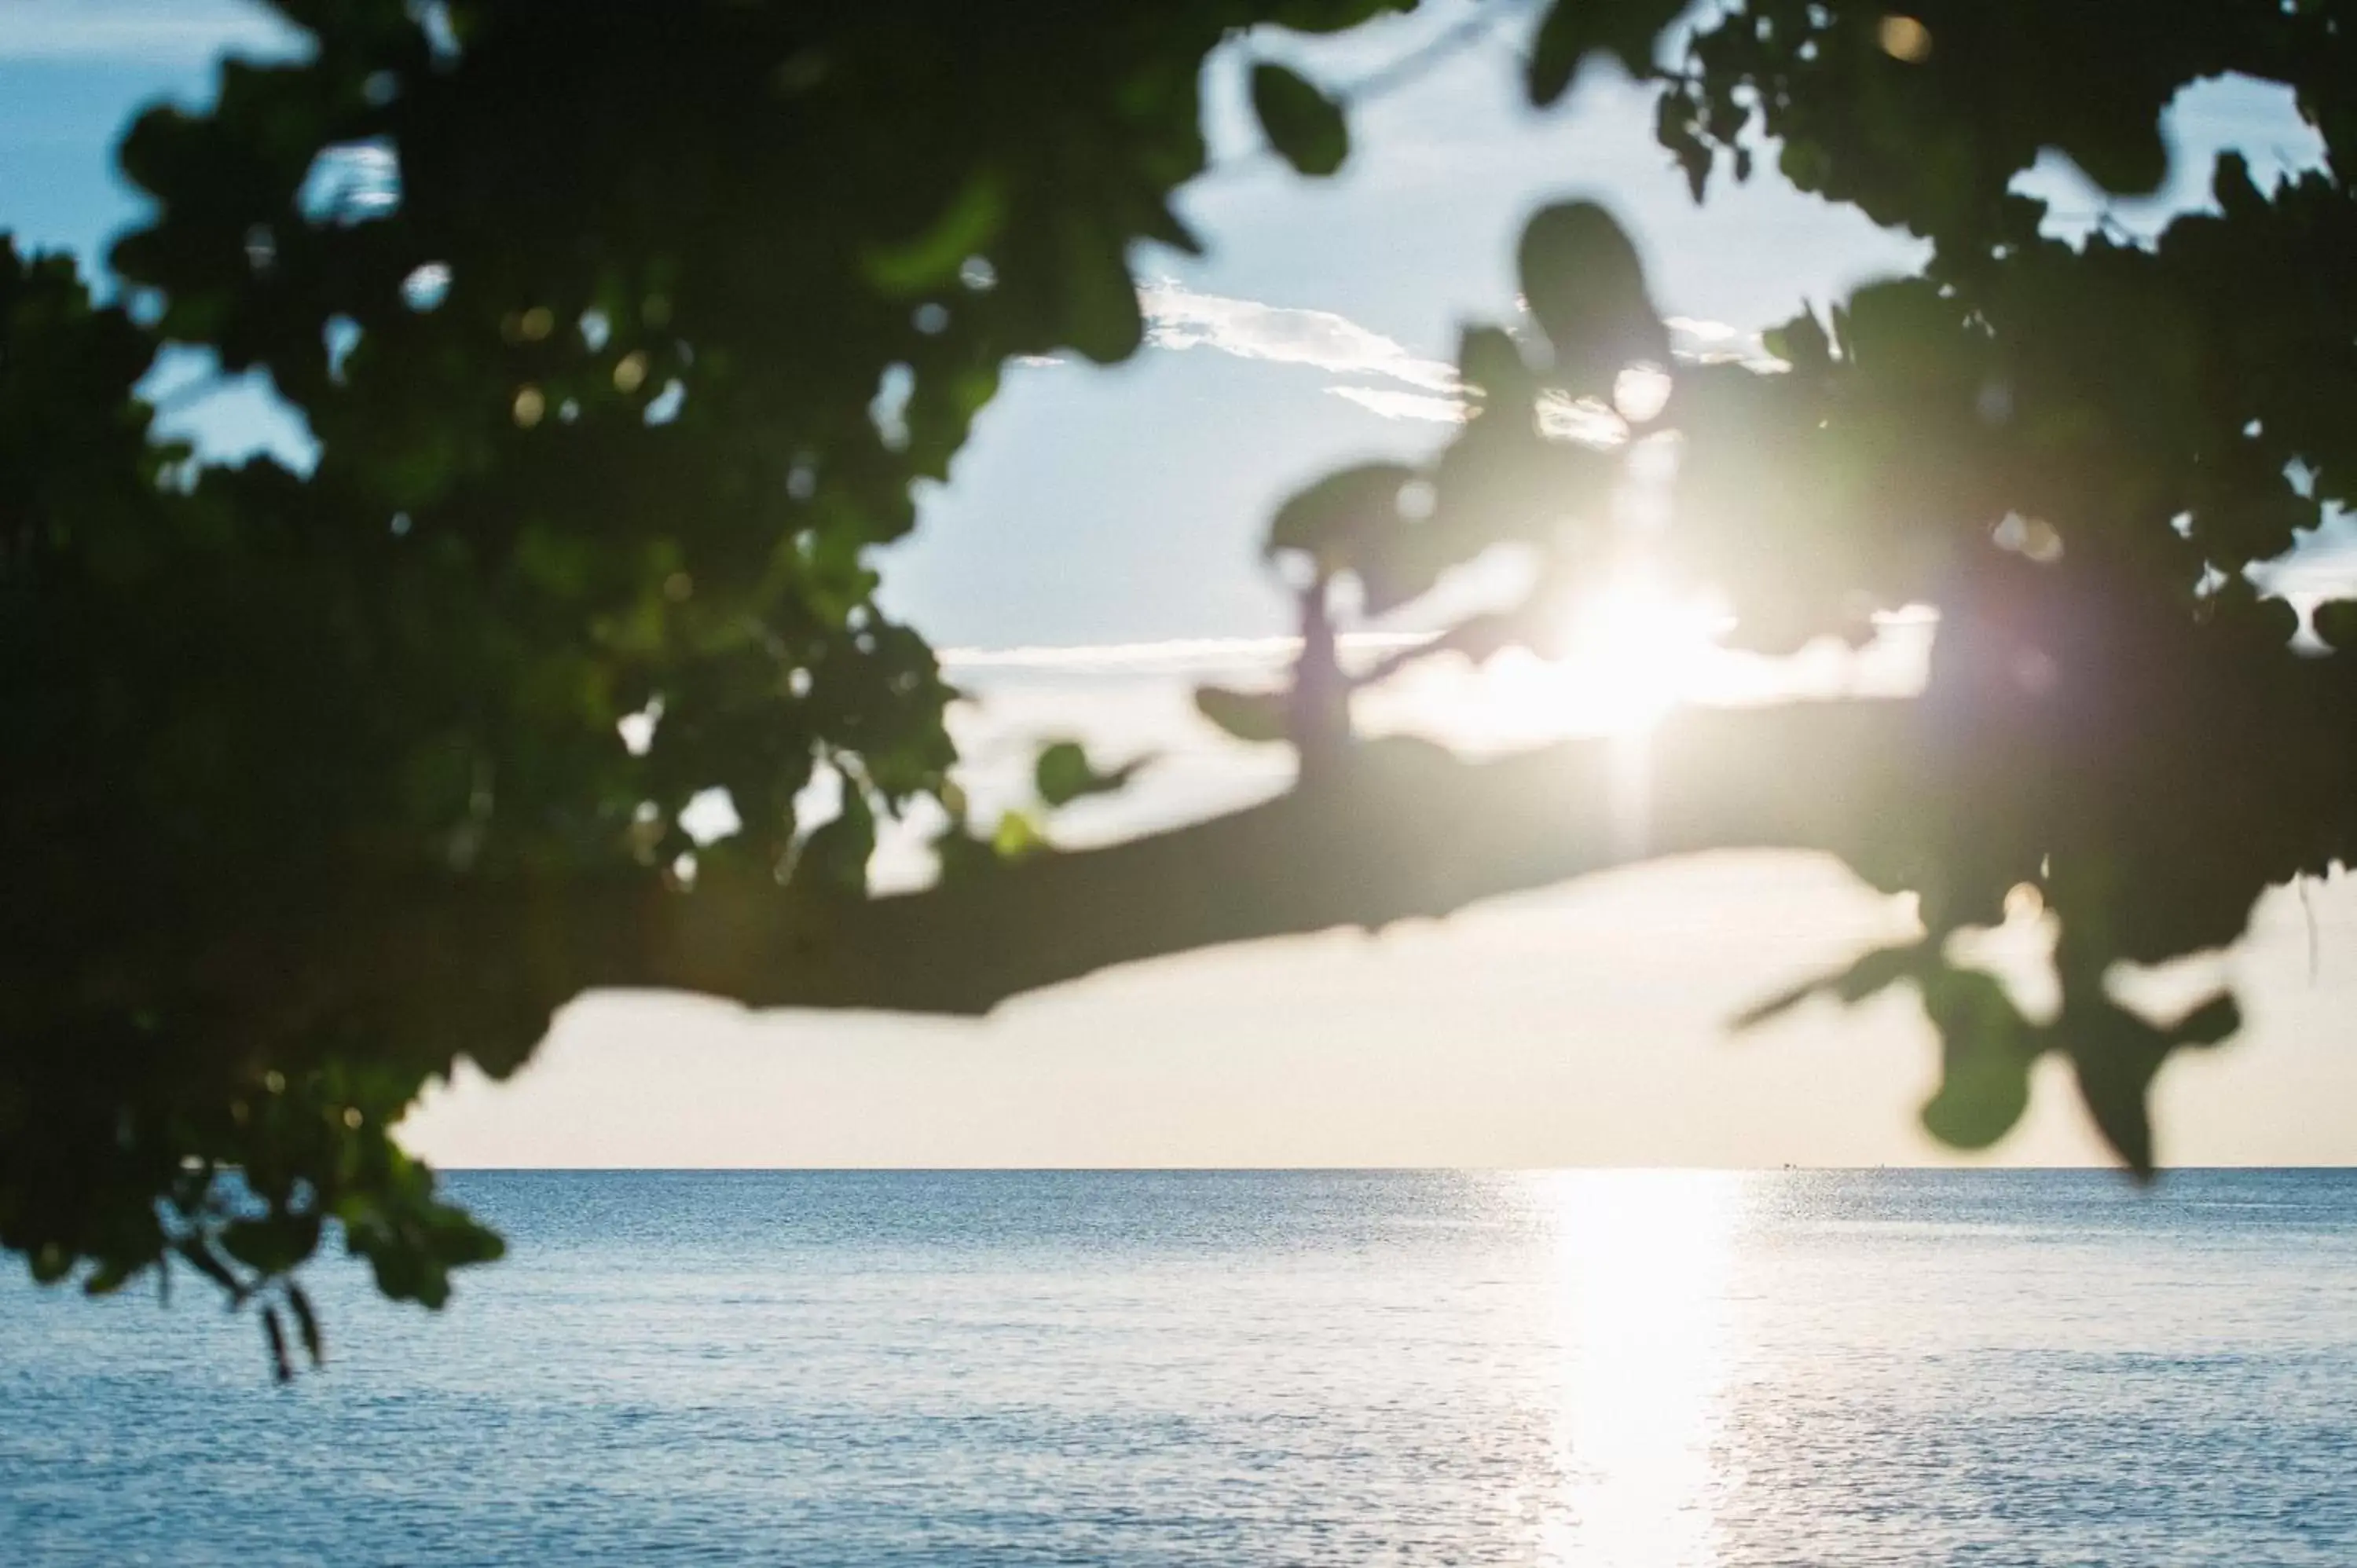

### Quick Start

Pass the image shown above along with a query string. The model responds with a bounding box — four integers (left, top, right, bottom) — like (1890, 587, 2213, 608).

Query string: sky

(7, 0, 2355, 1167)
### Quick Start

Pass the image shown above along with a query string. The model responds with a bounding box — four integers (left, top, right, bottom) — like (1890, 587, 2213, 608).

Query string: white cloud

(1537, 393, 1632, 448)
(1666, 314, 1785, 372)
(1132, 282, 1781, 444)
(1139, 280, 1461, 393)
(1326, 382, 1633, 450)
(1325, 386, 1467, 423)
(1128, 285, 1784, 441)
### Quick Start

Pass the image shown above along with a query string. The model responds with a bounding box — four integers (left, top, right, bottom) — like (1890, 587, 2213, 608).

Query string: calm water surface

(3, 1169, 2354, 1566)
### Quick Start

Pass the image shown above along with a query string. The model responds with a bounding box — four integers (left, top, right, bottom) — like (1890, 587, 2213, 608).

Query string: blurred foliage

(3, 0, 1402, 1359)
(1252, 0, 2357, 1177)
(6, 0, 2357, 1365)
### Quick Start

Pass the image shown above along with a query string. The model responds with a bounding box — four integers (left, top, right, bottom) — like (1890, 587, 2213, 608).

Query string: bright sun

(1358, 569, 1725, 755)
(1562, 565, 1723, 734)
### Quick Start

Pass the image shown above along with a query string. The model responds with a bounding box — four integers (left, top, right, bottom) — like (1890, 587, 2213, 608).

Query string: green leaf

(262, 1304, 292, 1384)
(1734, 941, 1925, 1031)
(1458, 324, 1534, 408)
(2056, 991, 2238, 1175)
(1515, 200, 1666, 394)
(1760, 306, 1832, 374)
(1918, 967, 2037, 1151)
(1527, 0, 1682, 105)
(177, 1240, 247, 1302)
(1822, 277, 1954, 376)
(792, 786, 876, 895)
(431, 1211, 506, 1269)
(219, 1212, 321, 1277)
(2056, 985, 2238, 1179)
(2212, 151, 2262, 218)
(1923, 1047, 2034, 1151)
(1138, 200, 1204, 258)
(2054, 115, 2168, 199)
(286, 1283, 324, 1368)
(1658, 89, 1714, 200)
(1035, 740, 1145, 808)
(1195, 686, 1288, 745)
(1058, 216, 1145, 365)
(1264, 462, 1450, 614)
(930, 823, 1001, 885)
(1266, 461, 1418, 564)
(991, 809, 1047, 859)
(2066, 1001, 2168, 1178)
(2312, 600, 2357, 654)
(1263, 455, 1442, 613)
(2168, 991, 2242, 1049)
(1252, 63, 1348, 178)
(1776, 136, 1830, 194)
(862, 170, 1006, 294)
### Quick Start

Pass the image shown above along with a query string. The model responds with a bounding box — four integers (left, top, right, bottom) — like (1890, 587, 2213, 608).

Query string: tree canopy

(5, 0, 2355, 1374)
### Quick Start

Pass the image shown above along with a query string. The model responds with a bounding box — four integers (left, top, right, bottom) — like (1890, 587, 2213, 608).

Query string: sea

(2, 1169, 2354, 1566)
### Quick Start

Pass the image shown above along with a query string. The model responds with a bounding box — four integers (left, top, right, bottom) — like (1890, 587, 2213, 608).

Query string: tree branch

(607, 698, 1919, 1017)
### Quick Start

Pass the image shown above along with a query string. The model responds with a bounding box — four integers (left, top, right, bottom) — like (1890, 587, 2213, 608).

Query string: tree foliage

(5, 0, 2355, 1363)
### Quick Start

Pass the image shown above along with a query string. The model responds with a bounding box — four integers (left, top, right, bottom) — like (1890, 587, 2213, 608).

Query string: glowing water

(4, 1170, 2353, 1565)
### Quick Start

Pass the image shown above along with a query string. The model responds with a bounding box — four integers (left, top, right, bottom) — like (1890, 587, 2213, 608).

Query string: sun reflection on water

(1534, 1171, 1748, 1568)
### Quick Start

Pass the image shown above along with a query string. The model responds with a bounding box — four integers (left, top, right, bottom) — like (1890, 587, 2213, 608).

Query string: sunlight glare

(1538, 1171, 1746, 1568)
(1612, 363, 1674, 426)
(1567, 566, 1724, 735)
(1351, 568, 1728, 758)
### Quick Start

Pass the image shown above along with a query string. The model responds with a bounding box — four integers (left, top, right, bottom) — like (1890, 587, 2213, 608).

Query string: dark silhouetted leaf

(1761, 306, 1831, 374)
(1266, 462, 1419, 563)
(2168, 991, 2242, 1049)
(863, 173, 1007, 294)
(1195, 686, 1288, 745)
(286, 1284, 324, 1368)
(1527, 0, 1682, 104)
(1458, 324, 1534, 408)
(221, 1214, 321, 1277)
(2312, 600, 2357, 653)
(1919, 967, 2037, 1150)
(262, 1305, 292, 1384)
(1516, 200, 1666, 394)
(1058, 217, 1146, 364)
(1735, 942, 1926, 1031)
(1252, 63, 1348, 178)
(2066, 998, 2170, 1178)
(1036, 740, 1146, 808)
(177, 1241, 246, 1302)
(794, 787, 877, 895)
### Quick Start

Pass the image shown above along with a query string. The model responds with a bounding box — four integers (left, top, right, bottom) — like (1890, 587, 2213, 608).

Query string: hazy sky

(8, 0, 2353, 1167)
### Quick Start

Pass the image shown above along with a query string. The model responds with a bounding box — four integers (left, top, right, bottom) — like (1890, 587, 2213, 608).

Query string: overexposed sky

(8, 1, 2352, 1167)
